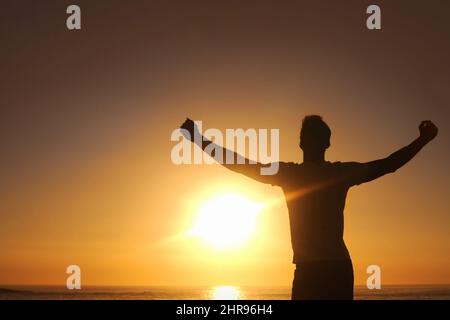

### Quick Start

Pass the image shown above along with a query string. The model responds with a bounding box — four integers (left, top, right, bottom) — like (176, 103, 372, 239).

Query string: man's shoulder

(274, 161, 302, 176)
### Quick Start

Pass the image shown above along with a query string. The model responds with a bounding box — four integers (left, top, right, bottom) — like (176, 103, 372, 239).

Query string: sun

(189, 193, 264, 249)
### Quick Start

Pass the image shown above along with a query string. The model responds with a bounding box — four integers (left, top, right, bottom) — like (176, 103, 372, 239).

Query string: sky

(0, 0, 449, 286)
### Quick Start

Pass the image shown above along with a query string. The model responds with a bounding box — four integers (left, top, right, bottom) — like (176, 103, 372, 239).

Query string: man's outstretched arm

(362, 120, 438, 183)
(179, 118, 277, 183)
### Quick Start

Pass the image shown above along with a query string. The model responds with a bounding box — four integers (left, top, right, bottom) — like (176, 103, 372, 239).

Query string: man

(180, 116, 438, 299)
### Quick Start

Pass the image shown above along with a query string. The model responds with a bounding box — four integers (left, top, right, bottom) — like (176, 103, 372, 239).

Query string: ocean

(1, 285, 450, 300)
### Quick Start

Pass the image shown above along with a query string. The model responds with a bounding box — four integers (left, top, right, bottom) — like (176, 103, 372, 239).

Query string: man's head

(299, 115, 331, 152)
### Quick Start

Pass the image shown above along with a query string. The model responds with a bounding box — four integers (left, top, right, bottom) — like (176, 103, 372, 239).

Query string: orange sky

(0, 1, 449, 286)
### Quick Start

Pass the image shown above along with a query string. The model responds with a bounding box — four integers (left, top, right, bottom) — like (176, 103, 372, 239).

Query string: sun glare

(211, 286, 242, 300)
(189, 194, 264, 249)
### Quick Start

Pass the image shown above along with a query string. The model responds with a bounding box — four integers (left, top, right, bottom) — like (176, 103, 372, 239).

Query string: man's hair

(300, 115, 331, 150)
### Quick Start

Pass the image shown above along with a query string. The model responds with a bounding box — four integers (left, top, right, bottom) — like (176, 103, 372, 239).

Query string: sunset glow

(0, 1, 449, 291)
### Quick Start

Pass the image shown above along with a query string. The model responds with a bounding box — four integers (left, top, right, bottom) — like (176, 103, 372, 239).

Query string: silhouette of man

(180, 116, 438, 300)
